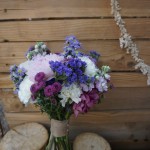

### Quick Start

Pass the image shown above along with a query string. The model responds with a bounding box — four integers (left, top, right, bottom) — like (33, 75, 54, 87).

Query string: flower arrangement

(10, 36, 112, 150)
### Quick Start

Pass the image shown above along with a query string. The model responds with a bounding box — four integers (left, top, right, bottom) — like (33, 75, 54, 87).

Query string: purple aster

(44, 85, 54, 97)
(30, 84, 39, 94)
(16, 67, 26, 76)
(36, 81, 45, 89)
(10, 65, 17, 73)
(35, 72, 45, 82)
(51, 82, 62, 93)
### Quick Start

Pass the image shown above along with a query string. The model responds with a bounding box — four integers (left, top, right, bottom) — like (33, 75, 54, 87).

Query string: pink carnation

(73, 89, 99, 117)
(27, 54, 64, 82)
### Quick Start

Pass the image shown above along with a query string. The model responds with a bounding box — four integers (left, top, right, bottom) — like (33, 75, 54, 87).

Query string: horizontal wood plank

(0, 19, 149, 42)
(0, 40, 150, 72)
(0, 72, 147, 88)
(1, 88, 150, 112)
(6, 109, 150, 135)
(5, 110, 150, 127)
(0, 0, 149, 19)
(110, 140, 150, 150)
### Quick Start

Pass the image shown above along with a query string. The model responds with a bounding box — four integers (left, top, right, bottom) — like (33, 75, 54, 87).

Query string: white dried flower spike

(111, 0, 150, 85)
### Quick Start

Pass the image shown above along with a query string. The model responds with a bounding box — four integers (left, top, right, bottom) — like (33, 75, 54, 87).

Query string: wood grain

(110, 140, 150, 150)
(5, 110, 150, 127)
(0, 19, 150, 42)
(0, 88, 150, 113)
(5, 111, 150, 149)
(0, 0, 149, 19)
(0, 40, 150, 72)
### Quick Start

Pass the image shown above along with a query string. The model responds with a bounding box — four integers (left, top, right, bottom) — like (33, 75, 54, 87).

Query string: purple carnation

(44, 85, 53, 97)
(51, 82, 62, 93)
(35, 72, 45, 82)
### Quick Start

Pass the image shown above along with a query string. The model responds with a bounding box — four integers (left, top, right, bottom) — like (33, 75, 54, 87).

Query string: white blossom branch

(110, 0, 150, 85)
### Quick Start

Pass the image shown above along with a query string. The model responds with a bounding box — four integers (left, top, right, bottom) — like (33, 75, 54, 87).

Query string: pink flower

(27, 54, 64, 82)
(73, 89, 99, 117)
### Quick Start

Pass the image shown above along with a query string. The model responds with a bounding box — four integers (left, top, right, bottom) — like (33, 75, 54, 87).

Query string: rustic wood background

(0, 0, 150, 149)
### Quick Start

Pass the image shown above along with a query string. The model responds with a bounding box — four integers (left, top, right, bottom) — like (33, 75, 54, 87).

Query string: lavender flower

(63, 35, 82, 58)
(50, 58, 89, 85)
(89, 50, 100, 62)
(65, 35, 81, 49)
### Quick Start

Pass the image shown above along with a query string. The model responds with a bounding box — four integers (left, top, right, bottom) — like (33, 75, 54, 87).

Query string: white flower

(41, 44, 46, 49)
(96, 77, 108, 92)
(19, 61, 29, 71)
(18, 76, 34, 104)
(80, 56, 98, 77)
(80, 83, 94, 92)
(58, 84, 82, 107)
(104, 74, 111, 80)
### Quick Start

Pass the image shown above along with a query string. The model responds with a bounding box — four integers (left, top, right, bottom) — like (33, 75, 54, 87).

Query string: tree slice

(73, 132, 111, 150)
(0, 122, 49, 150)
(0, 103, 10, 137)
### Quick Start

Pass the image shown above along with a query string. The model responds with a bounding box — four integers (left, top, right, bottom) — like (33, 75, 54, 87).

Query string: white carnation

(58, 84, 82, 107)
(18, 76, 34, 104)
(80, 56, 98, 77)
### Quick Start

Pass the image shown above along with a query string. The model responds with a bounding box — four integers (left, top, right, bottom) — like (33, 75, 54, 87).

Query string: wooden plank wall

(0, 0, 150, 149)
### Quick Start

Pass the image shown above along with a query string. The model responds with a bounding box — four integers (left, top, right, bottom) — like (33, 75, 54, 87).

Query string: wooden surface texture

(0, 0, 150, 149)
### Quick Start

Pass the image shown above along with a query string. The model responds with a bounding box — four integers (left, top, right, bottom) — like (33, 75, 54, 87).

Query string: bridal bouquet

(10, 36, 112, 150)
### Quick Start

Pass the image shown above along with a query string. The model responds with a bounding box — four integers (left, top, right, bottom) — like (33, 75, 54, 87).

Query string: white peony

(18, 76, 34, 104)
(80, 56, 98, 77)
(58, 84, 82, 107)
(19, 61, 29, 71)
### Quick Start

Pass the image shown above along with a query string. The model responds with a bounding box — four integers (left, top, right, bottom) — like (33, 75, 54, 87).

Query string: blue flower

(65, 35, 81, 49)
(63, 35, 82, 58)
(89, 50, 100, 62)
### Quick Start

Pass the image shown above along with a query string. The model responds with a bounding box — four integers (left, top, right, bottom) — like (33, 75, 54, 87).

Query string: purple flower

(51, 82, 62, 93)
(73, 89, 99, 117)
(36, 81, 46, 89)
(65, 35, 81, 49)
(50, 97, 57, 105)
(44, 85, 53, 97)
(25, 46, 34, 56)
(46, 78, 56, 86)
(30, 84, 39, 94)
(89, 50, 100, 62)
(35, 72, 45, 82)
(31, 95, 36, 100)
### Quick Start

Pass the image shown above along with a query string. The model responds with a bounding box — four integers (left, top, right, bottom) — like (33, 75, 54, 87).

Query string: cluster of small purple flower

(50, 58, 92, 85)
(30, 72, 62, 100)
(10, 65, 27, 94)
(63, 35, 83, 58)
